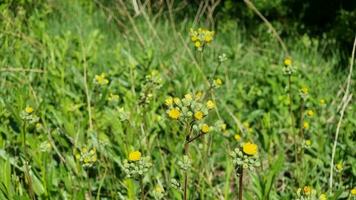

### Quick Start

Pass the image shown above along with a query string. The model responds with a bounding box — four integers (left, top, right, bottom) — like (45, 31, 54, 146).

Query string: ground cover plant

(0, 1, 355, 199)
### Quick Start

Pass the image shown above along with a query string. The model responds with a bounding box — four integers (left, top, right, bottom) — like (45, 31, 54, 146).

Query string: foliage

(0, 0, 355, 199)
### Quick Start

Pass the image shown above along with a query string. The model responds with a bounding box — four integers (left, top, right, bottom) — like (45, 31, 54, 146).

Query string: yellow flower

(220, 123, 227, 131)
(108, 93, 119, 102)
(301, 86, 309, 95)
(234, 134, 241, 141)
(165, 96, 173, 106)
(95, 73, 109, 85)
(204, 33, 214, 43)
(128, 151, 141, 161)
(184, 93, 193, 101)
(305, 140, 312, 146)
(319, 193, 327, 200)
(25, 106, 34, 114)
(35, 123, 42, 129)
(319, 99, 326, 106)
(194, 111, 204, 120)
(214, 78, 222, 86)
(195, 41, 202, 48)
(201, 124, 210, 133)
(173, 97, 181, 105)
(191, 35, 198, 42)
(351, 188, 356, 196)
(303, 122, 310, 129)
(306, 109, 314, 117)
(336, 162, 343, 171)
(303, 186, 312, 196)
(242, 142, 258, 156)
(168, 108, 180, 120)
(284, 58, 292, 66)
(206, 100, 215, 109)
(195, 91, 203, 100)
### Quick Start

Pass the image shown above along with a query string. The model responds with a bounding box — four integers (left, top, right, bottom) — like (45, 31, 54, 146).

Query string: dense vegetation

(0, 0, 355, 199)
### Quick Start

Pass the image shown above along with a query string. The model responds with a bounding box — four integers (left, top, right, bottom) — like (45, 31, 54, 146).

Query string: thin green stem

(140, 179, 145, 200)
(183, 123, 192, 200)
(239, 168, 244, 200)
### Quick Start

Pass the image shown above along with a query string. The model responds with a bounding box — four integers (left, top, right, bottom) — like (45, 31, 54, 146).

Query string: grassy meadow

(0, 1, 355, 199)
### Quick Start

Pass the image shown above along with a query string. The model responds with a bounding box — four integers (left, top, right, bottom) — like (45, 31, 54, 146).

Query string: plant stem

(183, 134, 190, 200)
(288, 75, 297, 163)
(299, 99, 305, 160)
(140, 179, 145, 200)
(239, 168, 244, 200)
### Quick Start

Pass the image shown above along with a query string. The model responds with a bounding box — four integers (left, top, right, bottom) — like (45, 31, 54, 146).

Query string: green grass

(0, 1, 355, 199)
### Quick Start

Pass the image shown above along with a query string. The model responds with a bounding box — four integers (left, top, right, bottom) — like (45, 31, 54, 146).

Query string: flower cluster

(170, 178, 182, 191)
(165, 93, 217, 134)
(74, 146, 97, 168)
(295, 186, 317, 200)
(20, 106, 39, 124)
(190, 28, 215, 51)
(122, 151, 152, 179)
(94, 73, 109, 86)
(300, 86, 309, 100)
(283, 57, 295, 75)
(139, 70, 162, 106)
(230, 142, 260, 172)
(335, 161, 344, 173)
(212, 78, 223, 88)
(302, 139, 312, 149)
(152, 185, 165, 199)
(177, 155, 192, 171)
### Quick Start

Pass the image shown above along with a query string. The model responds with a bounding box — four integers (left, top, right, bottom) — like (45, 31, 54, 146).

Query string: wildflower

(336, 162, 343, 172)
(195, 41, 202, 48)
(75, 146, 97, 168)
(152, 185, 165, 199)
(168, 108, 181, 120)
(21, 106, 39, 124)
(284, 58, 292, 66)
(204, 34, 213, 43)
(234, 134, 241, 141)
(177, 155, 192, 171)
(218, 54, 227, 63)
(184, 93, 193, 101)
(25, 106, 34, 114)
(173, 97, 181, 105)
(351, 188, 356, 196)
(306, 109, 314, 117)
(206, 100, 215, 109)
(242, 142, 258, 156)
(190, 28, 215, 50)
(123, 154, 152, 179)
(305, 140, 312, 146)
(94, 73, 109, 85)
(303, 186, 312, 196)
(319, 99, 326, 106)
(300, 86, 309, 95)
(108, 93, 119, 102)
(128, 151, 141, 161)
(35, 123, 42, 130)
(303, 122, 310, 130)
(231, 143, 260, 171)
(201, 124, 209, 133)
(319, 193, 327, 200)
(194, 111, 204, 120)
(165, 96, 173, 106)
(195, 91, 203, 100)
(214, 78, 222, 86)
